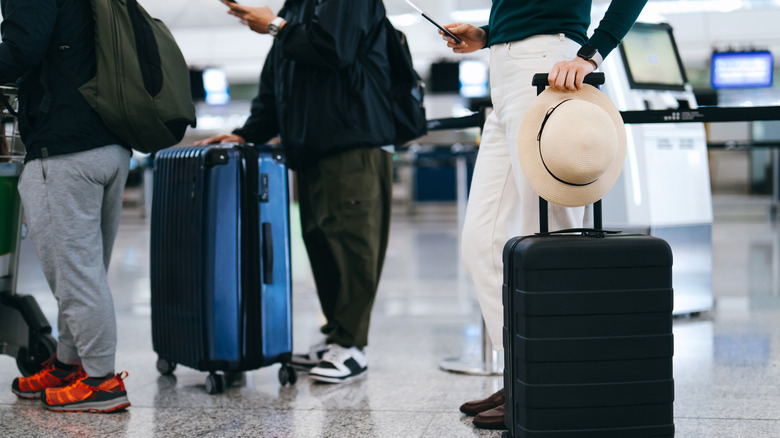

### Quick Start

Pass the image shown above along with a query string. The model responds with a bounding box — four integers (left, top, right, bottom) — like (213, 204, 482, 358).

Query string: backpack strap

(356, 15, 386, 59)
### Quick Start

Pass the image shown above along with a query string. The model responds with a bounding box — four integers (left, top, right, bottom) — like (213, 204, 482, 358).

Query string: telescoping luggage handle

(532, 73, 606, 235)
(531, 72, 605, 94)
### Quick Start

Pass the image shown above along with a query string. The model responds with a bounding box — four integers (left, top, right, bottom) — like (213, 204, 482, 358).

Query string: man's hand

(193, 134, 246, 146)
(548, 57, 596, 92)
(222, 1, 277, 34)
(440, 23, 487, 54)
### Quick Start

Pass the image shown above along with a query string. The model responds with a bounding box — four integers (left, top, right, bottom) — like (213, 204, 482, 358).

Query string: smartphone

(404, 0, 462, 44)
(223, 0, 238, 3)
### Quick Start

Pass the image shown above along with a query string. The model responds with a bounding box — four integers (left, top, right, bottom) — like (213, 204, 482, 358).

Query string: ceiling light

(449, 9, 490, 23)
(644, 0, 743, 14)
(388, 13, 420, 27)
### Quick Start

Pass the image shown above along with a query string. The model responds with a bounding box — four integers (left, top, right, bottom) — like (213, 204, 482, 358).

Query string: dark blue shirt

(0, 0, 120, 162)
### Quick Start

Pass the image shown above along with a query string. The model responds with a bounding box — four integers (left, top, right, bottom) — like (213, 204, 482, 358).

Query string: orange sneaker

(42, 371, 131, 413)
(11, 358, 85, 400)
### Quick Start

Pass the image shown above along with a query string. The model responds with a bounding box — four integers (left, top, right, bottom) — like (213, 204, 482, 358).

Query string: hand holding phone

(404, 0, 462, 44)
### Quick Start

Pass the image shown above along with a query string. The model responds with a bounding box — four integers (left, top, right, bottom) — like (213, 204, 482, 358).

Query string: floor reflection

(3, 195, 780, 437)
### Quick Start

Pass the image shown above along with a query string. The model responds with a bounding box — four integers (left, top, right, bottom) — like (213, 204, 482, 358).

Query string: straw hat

(517, 85, 626, 207)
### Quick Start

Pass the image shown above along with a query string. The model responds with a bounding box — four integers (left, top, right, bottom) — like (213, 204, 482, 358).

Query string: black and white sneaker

(308, 344, 367, 383)
(290, 342, 330, 370)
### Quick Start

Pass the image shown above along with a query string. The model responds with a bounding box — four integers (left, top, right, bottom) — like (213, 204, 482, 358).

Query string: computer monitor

(189, 69, 206, 101)
(618, 22, 688, 91)
(711, 51, 773, 89)
(429, 61, 461, 93)
(189, 68, 231, 105)
(202, 68, 230, 105)
(459, 60, 489, 98)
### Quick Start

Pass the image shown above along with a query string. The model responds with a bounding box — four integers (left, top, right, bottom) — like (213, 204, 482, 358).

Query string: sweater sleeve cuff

(480, 24, 490, 48)
(232, 128, 247, 141)
(587, 31, 619, 61)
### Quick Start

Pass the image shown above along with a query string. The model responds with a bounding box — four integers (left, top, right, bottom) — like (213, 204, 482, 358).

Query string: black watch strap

(577, 44, 598, 61)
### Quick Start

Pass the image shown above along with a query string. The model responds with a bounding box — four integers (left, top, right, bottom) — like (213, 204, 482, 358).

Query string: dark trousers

(297, 147, 393, 349)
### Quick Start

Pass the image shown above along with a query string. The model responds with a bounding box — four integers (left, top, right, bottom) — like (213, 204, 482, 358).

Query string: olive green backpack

(53, 0, 196, 153)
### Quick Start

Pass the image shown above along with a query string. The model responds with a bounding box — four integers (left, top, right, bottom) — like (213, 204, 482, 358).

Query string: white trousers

(461, 34, 585, 350)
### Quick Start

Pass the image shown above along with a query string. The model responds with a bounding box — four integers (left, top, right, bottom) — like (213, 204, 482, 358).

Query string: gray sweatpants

(18, 145, 130, 377)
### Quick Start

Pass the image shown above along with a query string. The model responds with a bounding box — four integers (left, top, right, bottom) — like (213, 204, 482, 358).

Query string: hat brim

(517, 85, 626, 207)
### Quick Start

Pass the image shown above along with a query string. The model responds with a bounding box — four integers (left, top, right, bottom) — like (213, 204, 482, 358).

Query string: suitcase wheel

(278, 364, 297, 386)
(205, 372, 224, 394)
(155, 357, 177, 376)
(16, 334, 57, 377)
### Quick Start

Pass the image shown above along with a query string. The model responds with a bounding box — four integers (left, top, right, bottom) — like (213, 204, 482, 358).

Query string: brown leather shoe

(459, 388, 505, 416)
(472, 404, 507, 430)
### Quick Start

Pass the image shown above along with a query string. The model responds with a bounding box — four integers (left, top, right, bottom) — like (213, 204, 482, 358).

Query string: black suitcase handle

(533, 72, 606, 233)
(532, 72, 605, 95)
(262, 222, 274, 285)
(539, 198, 602, 234)
(536, 226, 619, 238)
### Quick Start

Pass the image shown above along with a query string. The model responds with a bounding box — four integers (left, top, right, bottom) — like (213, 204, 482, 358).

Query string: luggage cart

(0, 84, 57, 376)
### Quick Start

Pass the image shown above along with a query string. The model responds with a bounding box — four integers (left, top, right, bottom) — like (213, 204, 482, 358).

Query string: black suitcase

(501, 74, 675, 438)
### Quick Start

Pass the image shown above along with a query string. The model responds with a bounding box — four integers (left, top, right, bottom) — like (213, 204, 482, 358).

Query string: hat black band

(537, 99, 597, 188)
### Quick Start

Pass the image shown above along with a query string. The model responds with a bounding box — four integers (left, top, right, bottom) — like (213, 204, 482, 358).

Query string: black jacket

(0, 0, 120, 162)
(233, 0, 395, 170)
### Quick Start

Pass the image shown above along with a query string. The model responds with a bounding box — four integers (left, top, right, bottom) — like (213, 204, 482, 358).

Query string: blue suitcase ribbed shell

(150, 144, 292, 376)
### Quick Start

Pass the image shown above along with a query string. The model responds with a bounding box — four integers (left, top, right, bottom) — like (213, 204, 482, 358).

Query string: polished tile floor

(2, 191, 780, 437)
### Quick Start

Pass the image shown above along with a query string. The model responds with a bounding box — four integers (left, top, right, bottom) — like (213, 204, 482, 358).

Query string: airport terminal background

(5, 0, 780, 436)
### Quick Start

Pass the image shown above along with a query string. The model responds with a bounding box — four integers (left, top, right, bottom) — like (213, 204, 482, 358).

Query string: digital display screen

(203, 68, 230, 105)
(430, 61, 460, 93)
(711, 51, 773, 89)
(619, 22, 688, 90)
(459, 60, 489, 98)
(190, 68, 230, 105)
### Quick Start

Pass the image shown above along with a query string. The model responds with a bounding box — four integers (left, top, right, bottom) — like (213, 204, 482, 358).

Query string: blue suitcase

(150, 144, 295, 393)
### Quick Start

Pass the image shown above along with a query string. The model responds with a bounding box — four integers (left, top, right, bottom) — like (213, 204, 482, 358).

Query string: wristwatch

(268, 16, 285, 37)
(577, 44, 600, 67)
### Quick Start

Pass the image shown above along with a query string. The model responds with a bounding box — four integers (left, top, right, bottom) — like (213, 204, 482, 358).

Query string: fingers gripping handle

(532, 72, 605, 95)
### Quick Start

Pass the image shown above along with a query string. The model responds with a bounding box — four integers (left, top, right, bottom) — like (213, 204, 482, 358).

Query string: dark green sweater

(484, 0, 647, 59)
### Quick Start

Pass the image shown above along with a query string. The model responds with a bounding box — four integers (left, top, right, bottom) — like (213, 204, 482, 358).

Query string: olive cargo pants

(297, 147, 392, 349)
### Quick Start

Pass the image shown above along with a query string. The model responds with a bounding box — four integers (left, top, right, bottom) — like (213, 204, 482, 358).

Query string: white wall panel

(664, 9, 780, 67)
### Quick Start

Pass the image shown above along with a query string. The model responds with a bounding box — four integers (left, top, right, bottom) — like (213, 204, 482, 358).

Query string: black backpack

(383, 19, 427, 146)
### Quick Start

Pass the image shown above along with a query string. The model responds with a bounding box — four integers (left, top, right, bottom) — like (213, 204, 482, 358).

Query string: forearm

(233, 57, 279, 143)
(0, 0, 59, 82)
(233, 93, 279, 144)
